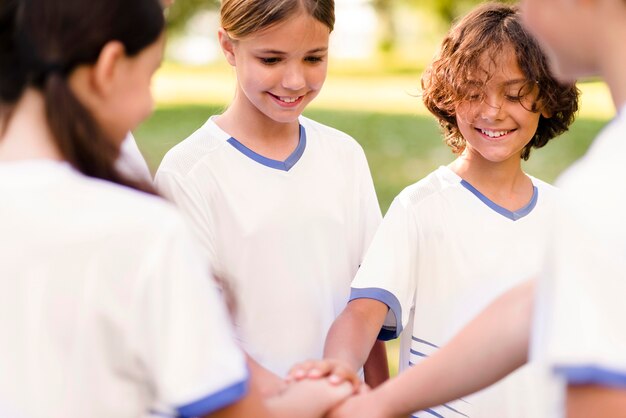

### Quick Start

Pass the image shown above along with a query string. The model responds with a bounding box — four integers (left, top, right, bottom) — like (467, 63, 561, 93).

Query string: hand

(266, 378, 353, 418)
(287, 359, 363, 393)
(326, 391, 394, 418)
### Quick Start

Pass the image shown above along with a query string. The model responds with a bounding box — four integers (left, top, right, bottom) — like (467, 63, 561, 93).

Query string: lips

(476, 127, 516, 140)
(268, 92, 304, 107)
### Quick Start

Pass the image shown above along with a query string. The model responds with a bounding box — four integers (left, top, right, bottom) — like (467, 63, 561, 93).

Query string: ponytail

(43, 74, 156, 194)
(1, 0, 163, 194)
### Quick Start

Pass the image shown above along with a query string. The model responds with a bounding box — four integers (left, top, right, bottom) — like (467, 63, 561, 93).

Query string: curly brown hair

(421, 2, 579, 160)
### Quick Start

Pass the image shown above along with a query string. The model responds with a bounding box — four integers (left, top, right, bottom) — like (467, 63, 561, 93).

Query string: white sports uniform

(532, 105, 626, 417)
(155, 115, 381, 377)
(0, 161, 248, 418)
(350, 165, 556, 418)
(117, 132, 152, 182)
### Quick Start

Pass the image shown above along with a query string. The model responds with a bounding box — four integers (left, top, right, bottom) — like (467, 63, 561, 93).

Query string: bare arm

(205, 364, 352, 418)
(246, 354, 287, 397)
(567, 385, 626, 418)
(329, 280, 535, 418)
(363, 340, 390, 388)
(324, 298, 389, 372)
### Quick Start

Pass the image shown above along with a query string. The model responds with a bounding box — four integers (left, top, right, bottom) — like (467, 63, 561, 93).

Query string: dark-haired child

(0, 0, 351, 416)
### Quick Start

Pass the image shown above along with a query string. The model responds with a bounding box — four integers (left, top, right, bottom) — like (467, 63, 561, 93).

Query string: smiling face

(455, 46, 549, 165)
(219, 11, 330, 126)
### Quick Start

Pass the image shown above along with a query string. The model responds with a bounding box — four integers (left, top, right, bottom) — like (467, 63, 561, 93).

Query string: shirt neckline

(225, 124, 306, 172)
(439, 166, 539, 221)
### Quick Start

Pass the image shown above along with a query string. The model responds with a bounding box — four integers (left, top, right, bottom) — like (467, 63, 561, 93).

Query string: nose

(479, 94, 504, 121)
(281, 62, 306, 91)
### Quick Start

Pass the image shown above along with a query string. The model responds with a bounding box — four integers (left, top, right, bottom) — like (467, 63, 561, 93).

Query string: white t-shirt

(155, 115, 381, 376)
(351, 166, 556, 418)
(117, 133, 152, 182)
(532, 105, 626, 417)
(0, 160, 248, 418)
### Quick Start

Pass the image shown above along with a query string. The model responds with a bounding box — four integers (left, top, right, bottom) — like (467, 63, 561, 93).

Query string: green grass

(134, 103, 608, 376)
(135, 104, 607, 213)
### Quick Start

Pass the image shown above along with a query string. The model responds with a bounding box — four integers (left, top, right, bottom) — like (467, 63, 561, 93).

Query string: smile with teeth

(478, 128, 513, 138)
(270, 93, 302, 104)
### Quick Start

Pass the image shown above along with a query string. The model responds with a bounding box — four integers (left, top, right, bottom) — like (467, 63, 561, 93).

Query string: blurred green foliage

(135, 103, 604, 214)
(166, 0, 219, 32)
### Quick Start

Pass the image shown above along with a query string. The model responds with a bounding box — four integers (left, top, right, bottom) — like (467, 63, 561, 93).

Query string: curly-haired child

(295, 3, 580, 417)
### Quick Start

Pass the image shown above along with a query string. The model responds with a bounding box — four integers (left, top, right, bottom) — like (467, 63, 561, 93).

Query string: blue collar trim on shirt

(460, 179, 538, 221)
(226, 124, 306, 172)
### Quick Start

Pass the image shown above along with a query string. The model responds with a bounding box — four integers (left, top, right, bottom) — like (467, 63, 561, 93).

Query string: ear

(540, 105, 552, 118)
(218, 28, 237, 66)
(91, 40, 126, 97)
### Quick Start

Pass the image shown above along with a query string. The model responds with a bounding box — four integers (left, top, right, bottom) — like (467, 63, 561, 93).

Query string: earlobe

(218, 28, 237, 66)
(92, 40, 126, 97)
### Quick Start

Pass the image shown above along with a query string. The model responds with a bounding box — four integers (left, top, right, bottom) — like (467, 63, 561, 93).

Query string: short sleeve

(131, 216, 248, 417)
(349, 195, 418, 340)
(116, 132, 152, 182)
(154, 169, 219, 270)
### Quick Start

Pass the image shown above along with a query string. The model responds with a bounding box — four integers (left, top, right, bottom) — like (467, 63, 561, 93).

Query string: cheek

(455, 103, 477, 125)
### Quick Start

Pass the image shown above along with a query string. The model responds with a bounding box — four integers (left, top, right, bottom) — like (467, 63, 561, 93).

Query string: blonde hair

(220, 0, 334, 39)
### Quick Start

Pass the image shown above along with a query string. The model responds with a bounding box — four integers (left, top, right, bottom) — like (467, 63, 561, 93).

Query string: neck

(218, 93, 300, 143)
(0, 89, 63, 162)
(449, 151, 532, 211)
(216, 93, 301, 160)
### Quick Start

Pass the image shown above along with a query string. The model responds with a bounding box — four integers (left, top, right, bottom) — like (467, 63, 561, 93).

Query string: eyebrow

(503, 78, 528, 86)
(255, 47, 328, 55)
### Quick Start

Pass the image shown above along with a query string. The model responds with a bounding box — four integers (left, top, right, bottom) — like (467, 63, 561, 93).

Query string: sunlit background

(134, 0, 615, 375)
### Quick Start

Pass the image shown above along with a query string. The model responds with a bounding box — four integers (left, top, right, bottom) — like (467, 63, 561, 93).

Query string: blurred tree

(405, 0, 515, 24)
(166, 0, 219, 32)
(371, 0, 396, 53)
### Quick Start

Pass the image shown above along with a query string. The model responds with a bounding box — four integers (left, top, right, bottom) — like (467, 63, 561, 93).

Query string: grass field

(135, 98, 609, 213)
(134, 66, 614, 375)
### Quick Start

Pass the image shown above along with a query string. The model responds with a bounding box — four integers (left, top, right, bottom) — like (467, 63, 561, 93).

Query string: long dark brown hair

(0, 0, 164, 192)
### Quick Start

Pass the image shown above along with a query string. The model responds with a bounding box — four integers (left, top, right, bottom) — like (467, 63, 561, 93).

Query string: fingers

(287, 359, 362, 393)
(287, 359, 328, 381)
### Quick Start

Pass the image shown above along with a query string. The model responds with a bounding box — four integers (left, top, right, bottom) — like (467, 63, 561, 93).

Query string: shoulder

(79, 175, 188, 239)
(157, 116, 227, 178)
(394, 167, 457, 210)
(529, 176, 559, 197)
(300, 116, 365, 154)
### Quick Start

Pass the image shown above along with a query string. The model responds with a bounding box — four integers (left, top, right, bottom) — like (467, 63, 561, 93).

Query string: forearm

(372, 280, 535, 416)
(567, 385, 626, 418)
(324, 299, 388, 372)
(363, 340, 390, 388)
(247, 354, 287, 397)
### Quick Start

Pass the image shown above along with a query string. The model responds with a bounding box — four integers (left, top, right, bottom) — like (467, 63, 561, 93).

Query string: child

(155, 0, 388, 393)
(307, 3, 579, 417)
(0, 0, 352, 416)
(332, 0, 626, 416)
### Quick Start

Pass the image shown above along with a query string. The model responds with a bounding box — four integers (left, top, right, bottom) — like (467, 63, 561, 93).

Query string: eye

(505, 94, 524, 102)
(259, 57, 281, 65)
(304, 55, 325, 63)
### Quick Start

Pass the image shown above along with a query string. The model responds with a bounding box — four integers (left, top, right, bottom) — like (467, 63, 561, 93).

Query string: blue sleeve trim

(349, 287, 403, 341)
(555, 365, 626, 388)
(176, 378, 249, 417)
